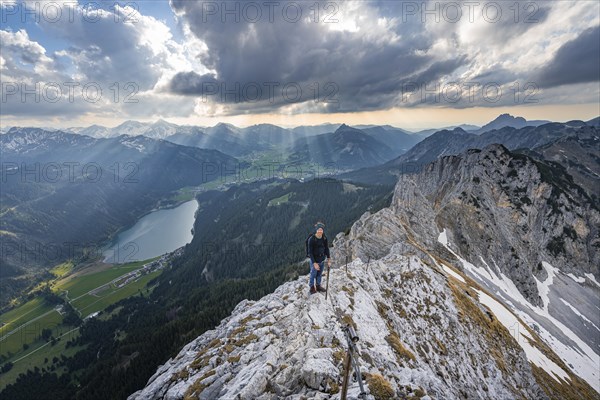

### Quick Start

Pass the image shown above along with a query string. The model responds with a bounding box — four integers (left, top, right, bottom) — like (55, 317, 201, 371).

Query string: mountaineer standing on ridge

(307, 222, 331, 295)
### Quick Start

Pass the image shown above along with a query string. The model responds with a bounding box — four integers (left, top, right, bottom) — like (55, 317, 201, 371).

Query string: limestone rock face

(129, 253, 553, 400)
(337, 144, 599, 307)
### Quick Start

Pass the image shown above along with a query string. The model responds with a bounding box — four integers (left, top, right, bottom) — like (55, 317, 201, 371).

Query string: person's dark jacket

(308, 234, 330, 264)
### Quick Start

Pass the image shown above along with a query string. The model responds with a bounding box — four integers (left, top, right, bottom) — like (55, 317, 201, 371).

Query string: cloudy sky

(1, 0, 599, 129)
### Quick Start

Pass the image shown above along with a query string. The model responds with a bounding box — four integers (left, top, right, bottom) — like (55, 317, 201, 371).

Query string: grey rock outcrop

(130, 252, 555, 400)
(338, 144, 599, 307)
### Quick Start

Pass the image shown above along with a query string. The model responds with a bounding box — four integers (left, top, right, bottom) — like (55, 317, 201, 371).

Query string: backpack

(306, 233, 327, 258)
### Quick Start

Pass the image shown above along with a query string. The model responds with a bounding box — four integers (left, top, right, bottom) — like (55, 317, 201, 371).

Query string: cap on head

(315, 222, 325, 232)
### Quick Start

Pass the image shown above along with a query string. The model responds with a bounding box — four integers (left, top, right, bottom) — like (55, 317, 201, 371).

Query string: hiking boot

(310, 286, 317, 295)
(316, 285, 326, 293)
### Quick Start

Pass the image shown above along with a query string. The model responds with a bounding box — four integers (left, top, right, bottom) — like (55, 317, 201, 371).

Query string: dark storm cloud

(408, 56, 469, 85)
(169, 72, 219, 95)
(166, 0, 565, 113)
(537, 25, 600, 88)
(166, 0, 467, 113)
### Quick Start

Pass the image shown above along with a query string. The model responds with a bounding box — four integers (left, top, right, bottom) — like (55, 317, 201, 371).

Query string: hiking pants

(309, 258, 325, 287)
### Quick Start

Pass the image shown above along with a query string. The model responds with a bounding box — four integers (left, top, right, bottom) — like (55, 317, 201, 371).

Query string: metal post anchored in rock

(340, 325, 367, 400)
(325, 261, 331, 300)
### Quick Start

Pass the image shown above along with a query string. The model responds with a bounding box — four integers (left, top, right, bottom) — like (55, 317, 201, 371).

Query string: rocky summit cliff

(375, 144, 598, 307)
(130, 145, 599, 400)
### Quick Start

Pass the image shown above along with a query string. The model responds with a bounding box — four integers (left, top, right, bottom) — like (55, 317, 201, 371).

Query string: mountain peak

(496, 113, 525, 122)
(214, 122, 236, 128)
(475, 113, 548, 134)
(116, 120, 145, 128)
(332, 124, 371, 140)
(451, 127, 469, 134)
(153, 118, 174, 126)
(334, 124, 366, 136)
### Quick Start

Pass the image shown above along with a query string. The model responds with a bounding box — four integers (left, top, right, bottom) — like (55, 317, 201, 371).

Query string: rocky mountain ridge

(341, 122, 599, 186)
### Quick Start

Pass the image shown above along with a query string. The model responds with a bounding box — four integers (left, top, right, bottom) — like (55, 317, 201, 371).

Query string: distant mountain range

(4, 114, 596, 169)
(16, 121, 428, 166)
(289, 124, 387, 169)
(473, 113, 550, 134)
(3, 113, 597, 139)
(396, 122, 593, 166)
(519, 128, 600, 201)
(286, 124, 424, 170)
(341, 119, 600, 192)
(66, 119, 182, 139)
(413, 123, 479, 136)
(160, 124, 249, 156)
(62, 121, 347, 157)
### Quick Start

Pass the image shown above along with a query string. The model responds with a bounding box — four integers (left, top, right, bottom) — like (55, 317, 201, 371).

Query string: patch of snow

(437, 229, 448, 246)
(478, 256, 499, 281)
(437, 233, 600, 391)
(484, 266, 600, 391)
(559, 298, 600, 332)
(441, 264, 465, 283)
(484, 265, 599, 390)
(441, 239, 532, 315)
(476, 290, 569, 383)
(566, 273, 586, 283)
(438, 231, 500, 286)
(433, 231, 466, 283)
(534, 262, 558, 313)
(120, 139, 146, 152)
(584, 273, 600, 288)
(514, 308, 600, 391)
